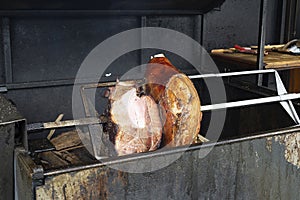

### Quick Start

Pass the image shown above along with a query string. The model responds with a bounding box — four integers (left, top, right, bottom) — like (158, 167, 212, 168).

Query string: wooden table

(211, 51, 300, 92)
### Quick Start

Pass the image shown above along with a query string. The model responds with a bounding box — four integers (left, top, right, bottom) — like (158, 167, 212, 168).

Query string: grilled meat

(108, 81, 162, 156)
(146, 55, 203, 147)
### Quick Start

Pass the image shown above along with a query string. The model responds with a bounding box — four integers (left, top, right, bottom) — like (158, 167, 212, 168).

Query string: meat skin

(146, 56, 203, 147)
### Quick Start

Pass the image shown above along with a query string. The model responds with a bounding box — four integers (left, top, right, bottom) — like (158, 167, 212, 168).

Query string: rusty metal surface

(33, 125, 300, 176)
(15, 147, 44, 200)
(15, 128, 300, 200)
(0, 95, 25, 200)
(267, 131, 300, 168)
(35, 167, 128, 200)
(0, 123, 15, 199)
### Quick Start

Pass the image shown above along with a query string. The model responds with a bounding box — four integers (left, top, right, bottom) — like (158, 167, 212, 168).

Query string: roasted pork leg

(108, 81, 162, 156)
(146, 55, 203, 147)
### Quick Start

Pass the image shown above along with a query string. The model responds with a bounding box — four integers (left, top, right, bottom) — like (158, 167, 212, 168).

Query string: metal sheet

(0, 0, 225, 13)
(0, 124, 15, 200)
(203, 0, 282, 51)
(10, 17, 140, 83)
(0, 95, 25, 200)
(22, 129, 300, 199)
(144, 16, 198, 72)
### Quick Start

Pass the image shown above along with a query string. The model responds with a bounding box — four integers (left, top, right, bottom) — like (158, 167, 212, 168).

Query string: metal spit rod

(188, 68, 275, 79)
(201, 93, 300, 111)
(189, 69, 300, 124)
(27, 117, 105, 131)
(188, 69, 293, 112)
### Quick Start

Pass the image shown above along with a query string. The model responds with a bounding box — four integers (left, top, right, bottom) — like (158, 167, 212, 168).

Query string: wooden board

(211, 51, 300, 69)
(211, 50, 300, 92)
(50, 130, 82, 151)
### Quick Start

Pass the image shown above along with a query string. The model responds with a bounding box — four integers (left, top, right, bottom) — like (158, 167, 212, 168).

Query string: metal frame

(0, 10, 204, 17)
(63, 70, 300, 124)
(27, 69, 300, 132)
(25, 69, 300, 161)
(257, 0, 268, 86)
(190, 69, 300, 124)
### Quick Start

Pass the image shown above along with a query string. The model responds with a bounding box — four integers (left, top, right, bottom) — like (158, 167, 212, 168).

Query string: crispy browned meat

(146, 56, 202, 147)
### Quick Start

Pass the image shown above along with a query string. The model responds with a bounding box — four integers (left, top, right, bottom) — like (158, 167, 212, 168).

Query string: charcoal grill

(1, 0, 300, 199)
(12, 69, 300, 199)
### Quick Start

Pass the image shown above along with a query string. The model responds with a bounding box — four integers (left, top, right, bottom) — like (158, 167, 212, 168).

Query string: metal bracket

(189, 69, 300, 124)
(275, 71, 300, 124)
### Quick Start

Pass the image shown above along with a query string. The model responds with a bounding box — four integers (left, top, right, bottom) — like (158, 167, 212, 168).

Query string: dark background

(0, 0, 299, 123)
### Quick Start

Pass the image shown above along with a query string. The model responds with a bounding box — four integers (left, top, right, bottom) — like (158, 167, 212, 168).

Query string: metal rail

(188, 69, 276, 79)
(27, 117, 106, 131)
(190, 69, 300, 124)
(201, 93, 300, 111)
(79, 69, 300, 125)
(0, 10, 204, 17)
